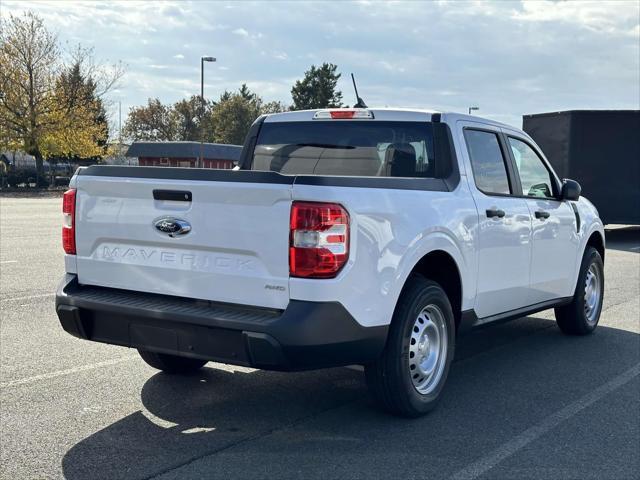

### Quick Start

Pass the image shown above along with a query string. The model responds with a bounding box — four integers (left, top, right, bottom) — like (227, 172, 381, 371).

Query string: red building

(126, 141, 242, 169)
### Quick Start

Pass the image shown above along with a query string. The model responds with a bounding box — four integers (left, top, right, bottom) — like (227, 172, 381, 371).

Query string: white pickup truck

(56, 108, 605, 417)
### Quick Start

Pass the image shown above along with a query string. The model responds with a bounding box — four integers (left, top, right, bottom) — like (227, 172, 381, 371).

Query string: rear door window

(252, 121, 436, 178)
(464, 129, 512, 195)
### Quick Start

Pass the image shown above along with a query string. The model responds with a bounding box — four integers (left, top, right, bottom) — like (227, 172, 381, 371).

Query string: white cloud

(2, 0, 637, 129)
(232, 27, 249, 37)
(378, 60, 406, 74)
(436, 90, 459, 97)
(512, 0, 638, 35)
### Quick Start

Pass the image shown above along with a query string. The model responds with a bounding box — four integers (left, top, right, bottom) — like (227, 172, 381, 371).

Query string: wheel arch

(586, 230, 605, 262)
(403, 249, 464, 330)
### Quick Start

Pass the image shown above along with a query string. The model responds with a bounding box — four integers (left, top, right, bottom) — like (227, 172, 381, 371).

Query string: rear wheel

(555, 247, 604, 335)
(138, 349, 207, 374)
(365, 275, 455, 417)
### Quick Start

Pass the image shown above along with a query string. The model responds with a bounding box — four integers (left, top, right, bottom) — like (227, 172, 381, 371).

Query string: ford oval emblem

(153, 216, 191, 237)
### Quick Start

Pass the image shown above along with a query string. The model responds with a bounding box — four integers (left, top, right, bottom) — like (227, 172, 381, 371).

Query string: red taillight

(62, 188, 76, 254)
(289, 202, 349, 278)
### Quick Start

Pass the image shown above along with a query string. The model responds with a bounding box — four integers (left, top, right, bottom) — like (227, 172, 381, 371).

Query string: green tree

(290, 63, 343, 111)
(211, 86, 287, 145)
(123, 86, 287, 146)
(123, 98, 178, 141)
(261, 100, 288, 114)
(211, 91, 261, 145)
(47, 60, 110, 162)
(238, 83, 256, 101)
(123, 96, 216, 143)
(173, 95, 214, 142)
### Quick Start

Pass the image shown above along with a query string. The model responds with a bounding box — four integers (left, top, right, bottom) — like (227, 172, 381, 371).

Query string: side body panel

(453, 120, 533, 318)
(498, 125, 603, 301)
(522, 197, 580, 302)
(289, 181, 478, 328)
(500, 127, 581, 303)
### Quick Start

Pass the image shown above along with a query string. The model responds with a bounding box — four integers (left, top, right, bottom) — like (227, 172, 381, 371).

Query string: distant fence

(0, 163, 74, 189)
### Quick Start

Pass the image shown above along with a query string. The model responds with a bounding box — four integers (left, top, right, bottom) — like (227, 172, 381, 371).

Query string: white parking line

(0, 293, 54, 303)
(0, 356, 138, 389)
(0, 260, 18, 264)
(450, 362, 640, 480)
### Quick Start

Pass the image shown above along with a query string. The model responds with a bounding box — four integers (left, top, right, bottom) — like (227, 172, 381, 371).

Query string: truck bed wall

(523, 110, 640, 225)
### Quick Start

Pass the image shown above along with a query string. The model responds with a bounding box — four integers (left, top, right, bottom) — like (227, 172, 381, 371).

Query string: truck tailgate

(74, 169, 292, 309)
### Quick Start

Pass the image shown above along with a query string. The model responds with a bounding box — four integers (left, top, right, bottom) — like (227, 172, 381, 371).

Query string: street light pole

(199, 56, 216, 168)
(468, 106, 479, 115)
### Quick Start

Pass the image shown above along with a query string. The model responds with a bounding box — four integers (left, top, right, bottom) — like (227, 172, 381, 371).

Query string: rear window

(251, 121, 437, 178)
(464, 129, 511, 195)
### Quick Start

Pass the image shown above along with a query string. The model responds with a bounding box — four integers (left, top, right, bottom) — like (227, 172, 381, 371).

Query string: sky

(2, 0, 639, 130)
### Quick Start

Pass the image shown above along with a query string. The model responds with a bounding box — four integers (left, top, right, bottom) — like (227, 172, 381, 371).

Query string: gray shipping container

(523, 110, 640, 225)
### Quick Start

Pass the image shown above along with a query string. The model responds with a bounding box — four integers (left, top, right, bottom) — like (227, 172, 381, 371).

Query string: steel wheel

(408, 304, 448, 395)
(584, 263, 601, 324)
(555, 246, 604, 336)
(365, 276, 455, 416)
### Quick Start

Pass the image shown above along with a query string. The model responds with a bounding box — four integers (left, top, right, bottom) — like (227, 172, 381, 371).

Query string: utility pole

(200, 56, 216, 168)
(118, 101, 122, 145)
(118, 101, 125, 165)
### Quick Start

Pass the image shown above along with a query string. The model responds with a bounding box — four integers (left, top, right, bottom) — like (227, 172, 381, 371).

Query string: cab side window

(508, 137, 556, 199)
(464, 129, 511, 195)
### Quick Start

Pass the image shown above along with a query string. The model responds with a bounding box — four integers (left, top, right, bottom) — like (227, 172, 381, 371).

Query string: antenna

(351, 73, 368, 108)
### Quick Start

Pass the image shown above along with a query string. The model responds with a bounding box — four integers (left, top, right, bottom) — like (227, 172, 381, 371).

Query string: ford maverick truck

(56, 108, 605, 416)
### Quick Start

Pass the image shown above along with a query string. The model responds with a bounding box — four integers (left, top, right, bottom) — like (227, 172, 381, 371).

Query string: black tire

(138, 349, 207, 374)
(554, 247, 604, 335)
(365, 275, 456, 417)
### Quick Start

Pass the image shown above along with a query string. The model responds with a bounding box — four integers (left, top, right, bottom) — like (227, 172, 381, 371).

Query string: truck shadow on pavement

(61, 317, 640, 480)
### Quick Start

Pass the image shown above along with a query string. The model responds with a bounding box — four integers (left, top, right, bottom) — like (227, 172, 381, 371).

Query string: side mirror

(561, 179, 581, 201)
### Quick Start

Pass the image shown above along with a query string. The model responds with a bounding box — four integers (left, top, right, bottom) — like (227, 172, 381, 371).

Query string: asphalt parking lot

(1, 196, 638, 480)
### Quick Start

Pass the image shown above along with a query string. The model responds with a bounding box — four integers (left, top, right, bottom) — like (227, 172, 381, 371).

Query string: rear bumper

(55, 274, 387, 371)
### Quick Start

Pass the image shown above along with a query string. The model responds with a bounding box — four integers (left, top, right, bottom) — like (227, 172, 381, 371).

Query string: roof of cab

(263, 107, 517, 132)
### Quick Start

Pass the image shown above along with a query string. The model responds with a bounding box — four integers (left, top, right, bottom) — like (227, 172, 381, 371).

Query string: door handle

(535, 210, 550, 219)
(486, 208, 506, 218)
(153, 190, 192, 202)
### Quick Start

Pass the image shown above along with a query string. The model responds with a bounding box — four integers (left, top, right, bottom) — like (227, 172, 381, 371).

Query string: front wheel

(138, 349, 207, 374)
(365, 275, 456, 417)
(555, 246, 604, 335)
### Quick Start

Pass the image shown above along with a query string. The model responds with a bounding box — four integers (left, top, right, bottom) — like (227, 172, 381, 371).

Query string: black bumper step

(55, 275, 388, 371)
